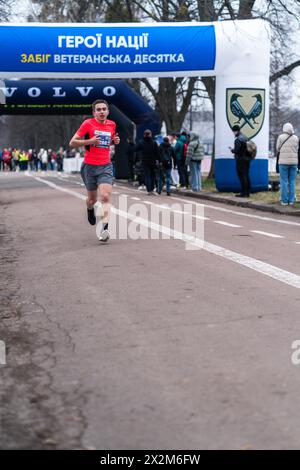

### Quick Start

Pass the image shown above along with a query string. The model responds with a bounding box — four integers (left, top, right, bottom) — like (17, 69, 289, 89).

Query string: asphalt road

(1, 171, 300, 450)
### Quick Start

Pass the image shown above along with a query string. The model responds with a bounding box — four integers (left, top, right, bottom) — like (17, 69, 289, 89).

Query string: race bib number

(94, 130, 111, 148)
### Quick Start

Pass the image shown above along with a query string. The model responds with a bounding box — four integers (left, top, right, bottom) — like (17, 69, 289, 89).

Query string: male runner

(69, 99, 120, 242)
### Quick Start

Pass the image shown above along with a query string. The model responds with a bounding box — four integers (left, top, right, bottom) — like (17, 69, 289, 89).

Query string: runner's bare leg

(98, 183, 112, 223)
(86, 190, 97, 209)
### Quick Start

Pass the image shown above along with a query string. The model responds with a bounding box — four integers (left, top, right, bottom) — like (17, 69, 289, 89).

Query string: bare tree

(1, 114, 85, 150)
(0, 0, 15, 20)
(21, 0, 108, 150)
(25, 0, 300, 133)
(5, 1, 300, 163)
(126, 0, 300, 177)
(27, 0, 106, 23)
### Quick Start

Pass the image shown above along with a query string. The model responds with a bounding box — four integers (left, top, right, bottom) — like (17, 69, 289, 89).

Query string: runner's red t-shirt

(76, 118, 116, 165)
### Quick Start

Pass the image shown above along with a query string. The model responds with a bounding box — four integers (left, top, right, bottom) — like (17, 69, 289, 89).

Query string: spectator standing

(56, 148, 64, 172)
(2, 148, 12, 171)
(19, 150, 29, 171)
(126, 137, 135, 182)
(135, 129, 159, 195)
(276, 122, 300, 205)
(12, 149, 20, 171)
(158, 137, 176, 196)
(230, 124, 251, 198)
(173, 133, 187, 188)
(185, 132, 205, 192)
(39, 148, 48, 171)
(31, 149, 39, 171)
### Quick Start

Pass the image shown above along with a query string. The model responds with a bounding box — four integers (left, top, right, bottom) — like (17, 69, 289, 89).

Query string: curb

(172, 190, 300, 217)
(117, 181, 300, 218)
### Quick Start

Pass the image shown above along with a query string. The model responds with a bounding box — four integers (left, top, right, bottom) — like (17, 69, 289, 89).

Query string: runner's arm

(69, 132, 98, 148)
(112, 128, 120, 145)
(113, 134, 120, 145)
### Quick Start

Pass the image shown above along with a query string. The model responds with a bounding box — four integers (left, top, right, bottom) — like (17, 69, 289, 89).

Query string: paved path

(1, 172, 300, 450)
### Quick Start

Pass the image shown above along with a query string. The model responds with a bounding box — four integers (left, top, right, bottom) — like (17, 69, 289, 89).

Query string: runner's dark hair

(92, 99, 109, 111)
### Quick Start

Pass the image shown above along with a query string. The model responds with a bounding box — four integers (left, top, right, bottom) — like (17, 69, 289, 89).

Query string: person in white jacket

(276, 122, 299, 205)
(38, 148, 48, 171)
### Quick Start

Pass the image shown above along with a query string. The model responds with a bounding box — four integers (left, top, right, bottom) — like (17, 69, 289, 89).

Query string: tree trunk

(142, 77, 198, 134)
(238, 0, 256, 18)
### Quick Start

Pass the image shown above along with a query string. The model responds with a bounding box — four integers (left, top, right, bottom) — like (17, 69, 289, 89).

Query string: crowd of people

(0, 147, 83, 173)
(127, 130, 205, 196)
(2, 122, 299, 206)
(128, 124, 300, 205)
(0, 130, 205, 195)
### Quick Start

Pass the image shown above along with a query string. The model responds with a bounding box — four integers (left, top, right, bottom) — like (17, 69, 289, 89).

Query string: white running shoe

(99, 229, 110, 243)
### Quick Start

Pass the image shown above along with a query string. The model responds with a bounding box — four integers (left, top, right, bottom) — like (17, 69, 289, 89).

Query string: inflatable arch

(0, 79, 161, 139)
(0, 79, 161, 178)
(0, 20, 270, 191)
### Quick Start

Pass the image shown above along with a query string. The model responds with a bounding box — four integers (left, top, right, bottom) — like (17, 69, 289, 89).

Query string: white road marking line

(134, 200, 208, 219)
(112, 191, 120, 195)
(151, 203, 207, 219)
(295, 242, 300, 245)
(128, 190, 300, 227)
(131, 197, 141, 200)
(251, 230, 284, 239)
(142, 203, 188, 216)
(27, 174, 300, 290)
(152, 203, 198, 220)
(123, 187, 298, 235)
(214, 221, 242, 228)
(194, 215, 210, 221)
(29, 176, 85, 200)
(115, 210, 300, 289)
(172, 209, 189, 215)
(153, 204, 206, 218)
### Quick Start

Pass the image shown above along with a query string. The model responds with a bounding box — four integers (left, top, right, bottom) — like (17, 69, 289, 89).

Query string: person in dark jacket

(134, 153, 144, 188)
(230, 124, 251, 197)
(158, 137, 176, 195)
(172, 133, 187, 188)
(126, 136, 135, 182)
(135, 129, 159, 194)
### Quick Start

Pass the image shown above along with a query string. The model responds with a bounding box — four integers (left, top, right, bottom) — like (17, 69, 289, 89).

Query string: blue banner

(0, 24, 216, 76)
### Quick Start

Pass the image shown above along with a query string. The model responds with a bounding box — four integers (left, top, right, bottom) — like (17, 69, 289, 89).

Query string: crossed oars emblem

(230, 93, 262, 130)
